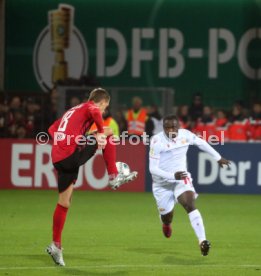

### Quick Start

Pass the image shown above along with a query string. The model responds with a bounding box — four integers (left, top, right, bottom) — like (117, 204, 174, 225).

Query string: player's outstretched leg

(103, 136, 138, 189)
(188, 209, 211, 256)
(109, 170, 138, 190)
(161, 211, 173, 238)
(178, 191, 211, 256)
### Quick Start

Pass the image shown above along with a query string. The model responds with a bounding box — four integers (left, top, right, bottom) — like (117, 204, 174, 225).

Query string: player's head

(163, 114, 179, 139)
(88, 88, 110, 113)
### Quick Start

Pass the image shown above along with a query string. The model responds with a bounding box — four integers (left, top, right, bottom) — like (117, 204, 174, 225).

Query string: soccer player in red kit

(46, 88, 137, 266)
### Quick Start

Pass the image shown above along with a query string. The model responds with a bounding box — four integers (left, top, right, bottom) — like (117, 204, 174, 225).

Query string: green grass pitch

(0, 190, 260, 276)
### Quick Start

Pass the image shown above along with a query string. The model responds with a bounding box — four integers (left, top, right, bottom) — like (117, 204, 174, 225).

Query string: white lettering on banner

(95, 27, 260, 80)
(11, 144, 33, 187)
(34, 145, 57, 188)
(197, 153, 252, 186)
(198, 152, 218, 184)
(238, 28, 261, 79)
(159, 29, 168, 77)
(209, 29, 236, 78)
(220, 162, 237, 186)
(97, 28, 127, 77)
(238, 161, 251, 185)
(132, 28, 154, 77)
(159, 29, 184, 77)
(84, 152, 108, 189)
(258, 162, 261, 186)
(9, 143, 109, 189)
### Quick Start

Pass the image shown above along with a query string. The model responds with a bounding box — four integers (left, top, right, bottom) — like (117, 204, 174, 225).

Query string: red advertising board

(0, 139, 145, 192)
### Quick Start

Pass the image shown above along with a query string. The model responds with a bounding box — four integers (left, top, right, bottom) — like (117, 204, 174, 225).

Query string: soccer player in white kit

(149, 114, 230, 256)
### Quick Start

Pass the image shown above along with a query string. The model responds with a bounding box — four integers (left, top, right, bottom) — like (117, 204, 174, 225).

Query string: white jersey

(149, 129, 221, 185)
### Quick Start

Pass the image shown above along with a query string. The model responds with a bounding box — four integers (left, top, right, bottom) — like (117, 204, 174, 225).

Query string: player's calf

(161, 211, 173, 225)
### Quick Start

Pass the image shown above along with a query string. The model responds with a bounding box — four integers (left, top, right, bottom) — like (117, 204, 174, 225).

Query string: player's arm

(48, 118, 62, 139)
(149, 137, 176, 180)
(89, 107, 104, 133)
(89, 106, 108, 149)
(190, 132, 230, 168)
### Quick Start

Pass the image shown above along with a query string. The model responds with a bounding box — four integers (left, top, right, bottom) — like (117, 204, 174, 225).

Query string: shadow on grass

(127, 247, 212, 266)
(163, 255, 206, 265)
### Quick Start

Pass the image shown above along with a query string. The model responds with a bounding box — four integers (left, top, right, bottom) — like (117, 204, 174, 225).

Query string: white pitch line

(0, 264, 260, 270)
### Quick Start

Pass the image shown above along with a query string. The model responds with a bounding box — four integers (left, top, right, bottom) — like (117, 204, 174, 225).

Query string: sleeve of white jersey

(149, 136, 175, 180)
(189, 131, 221, 161)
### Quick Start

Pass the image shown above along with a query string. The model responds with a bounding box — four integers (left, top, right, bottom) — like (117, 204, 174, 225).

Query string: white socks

(188, 209, 206, 243)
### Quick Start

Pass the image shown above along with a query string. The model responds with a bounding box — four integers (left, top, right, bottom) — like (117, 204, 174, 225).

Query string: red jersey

(227, 119, 249, 142)
(48, 101, 104, 163)
(249, 118, 261, 140)
(193, 118, 216, 141)
(215, 118, 229, 142)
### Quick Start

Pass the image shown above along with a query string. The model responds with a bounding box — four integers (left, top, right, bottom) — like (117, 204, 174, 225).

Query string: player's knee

(58, 198, 71, 208)
(60, 200, 71, 208)
(182, 201, 195, 213)
(161, 212, 173, 224)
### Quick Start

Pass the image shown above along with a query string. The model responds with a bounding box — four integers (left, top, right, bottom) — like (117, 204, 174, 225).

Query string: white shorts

(152, 173, 197, 215)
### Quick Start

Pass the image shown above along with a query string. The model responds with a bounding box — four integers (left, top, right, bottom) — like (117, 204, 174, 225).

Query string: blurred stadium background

(0, 0, 260, 275)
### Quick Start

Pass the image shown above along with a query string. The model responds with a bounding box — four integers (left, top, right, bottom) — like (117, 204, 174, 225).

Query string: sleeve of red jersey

(48, 118, 62, 139)
(90, 107, 104, 133)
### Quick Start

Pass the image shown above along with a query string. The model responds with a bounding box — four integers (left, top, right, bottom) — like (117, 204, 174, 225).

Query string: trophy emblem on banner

(49, 4, 74, 84)
(33, 4, 87, 92)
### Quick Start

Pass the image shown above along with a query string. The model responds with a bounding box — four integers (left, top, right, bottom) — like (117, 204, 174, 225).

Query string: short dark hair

(163, 114, 178, 124)
(88, 88, 110, 103)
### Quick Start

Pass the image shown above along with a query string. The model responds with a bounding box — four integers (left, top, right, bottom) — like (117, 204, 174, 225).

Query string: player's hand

(96, 132, 107, 149)
(174, 171, 188, 180)
(218, 157, 231, 168)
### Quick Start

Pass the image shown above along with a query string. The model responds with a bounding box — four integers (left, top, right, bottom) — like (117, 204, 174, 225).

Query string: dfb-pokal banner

(145, 143, 261, 194)
(188, 143, 261, 194)
(0, 139, 145, 192)
(1, 139, 261, 194)
(4, 0, 261, 105)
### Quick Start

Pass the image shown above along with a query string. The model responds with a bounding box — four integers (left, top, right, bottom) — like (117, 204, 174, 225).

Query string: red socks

(162, 224, 172, 238)
(103, 136, 118, 176)
(53, 204, 68, 248)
